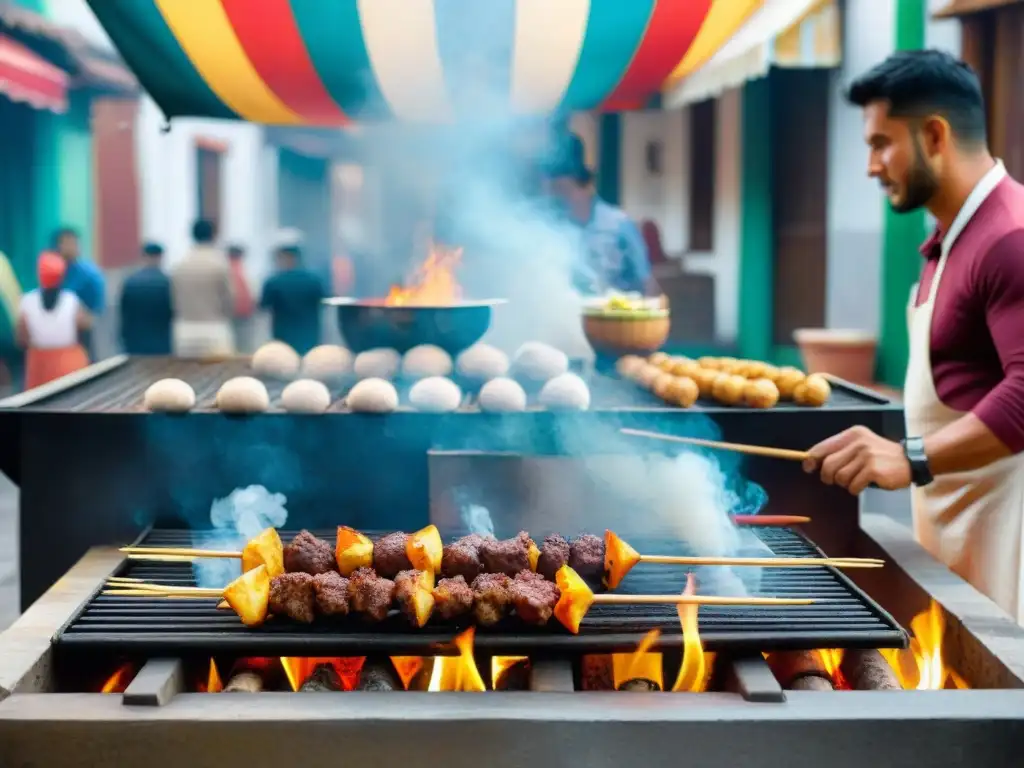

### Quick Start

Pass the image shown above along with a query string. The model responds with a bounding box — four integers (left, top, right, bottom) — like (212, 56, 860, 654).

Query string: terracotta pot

(582, 311, 671, 357)
(793, 328, 878, 384)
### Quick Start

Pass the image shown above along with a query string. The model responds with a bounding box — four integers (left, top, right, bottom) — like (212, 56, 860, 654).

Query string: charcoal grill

(56, 527, 907, 657)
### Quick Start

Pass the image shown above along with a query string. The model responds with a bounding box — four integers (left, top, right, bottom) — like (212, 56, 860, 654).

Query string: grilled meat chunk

(283, 530, 336, 576)
(569, 533, 605, 583)
(372, 532, 412, 578)
(432, 575, 474, 620)
(511, 570, 560, 626)
(479, 531, 532, 577)
(471, 572, 512, 626)
(347, 567, 396, 622)
(536, 533, 570, 580)
(441, 534, 489, 581)
(269, 572, 316, 624)
(312, 571, 350, 617)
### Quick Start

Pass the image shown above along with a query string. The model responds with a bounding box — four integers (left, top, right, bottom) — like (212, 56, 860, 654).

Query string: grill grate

(19, 357, 891, 413)
(55, 527, 908, 657)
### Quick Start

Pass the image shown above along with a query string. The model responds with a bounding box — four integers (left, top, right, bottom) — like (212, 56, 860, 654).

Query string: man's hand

(803, 426, 912, 495)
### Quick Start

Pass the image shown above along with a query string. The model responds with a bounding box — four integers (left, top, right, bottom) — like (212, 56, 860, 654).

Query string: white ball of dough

(143, 378, 195, 413)
(216, 377, 270, 414)
(512, 341, 569, 382)
(409, 376, 463, 413)
(347, 377, 399, 413)
(478, 377, 527, 413)
(281, 379, 332, 414)
(456, 343, 510, 382)
(539, 373, 591, 411)
(353, 348, 401, 380)
(402, 344, 453, 379)
(252, 341, 301, 380)
(302, 345, 352, 382)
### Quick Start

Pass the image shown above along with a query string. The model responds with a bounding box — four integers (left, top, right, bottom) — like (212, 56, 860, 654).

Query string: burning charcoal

(441, 534, 488, 581)
(372, 532, 412, 578)
(312, 571, 350, 617)
(840, 649, 901, 691)
(569, 534, 605, 584)
(348, 567, 396, 622)
(581, 655, 615, 691)
(433, 575, 474, 620)
(493, 659, 531, 691)
(511, 571, 560, 626)
(618, 678, 661, 692)
(536, 534, 570, 581)
(356, 658, 402, 691)
(479, 531, 532, 577)
(283, 530, 336, 576)
(223, 671, 263, 693)
(269, 572, 316, 624)
(299, 664, 344, 692)
(766, 651, 834, 691)
(471, 572, 512, 626)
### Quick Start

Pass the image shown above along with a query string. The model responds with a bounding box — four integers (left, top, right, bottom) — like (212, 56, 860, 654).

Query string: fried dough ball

(302, 344, 352, 382)
(692, 368, 720, 398)
(666, 376, 699, 408)
(478, 377, 528, 412)
(353, 348, 401, 380)
(651, 372, 677, 400)
(251, 341, 301, 380)
(347, 377, 399, 413)
(793, 373, 831, 407)
(216, 376, 270, 414)
(408, 376, 462, 413)
(143, 378, 195, 413)
(698, 356, 721, 369)
(615, 355, 646, 379)
(456, 343, 509, 382)
(648, 352, 670, 368)
(538, 372, 591, 411)
(668, 359, 700, 378)
(773, 367, 807, 399)
(742, 361, 770, 379)
(742, 377, 780, 409)
(711, 373, 746, 406)
(635, 363, 663, 390)
(402, 344, 453, 379)
(281, 379, 332, 413)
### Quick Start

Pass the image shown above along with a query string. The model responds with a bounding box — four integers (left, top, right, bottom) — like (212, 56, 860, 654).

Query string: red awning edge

(0, 33, 68, 113)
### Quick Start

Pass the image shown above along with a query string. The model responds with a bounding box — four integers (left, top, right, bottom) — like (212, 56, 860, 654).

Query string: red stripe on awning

(601, 0, 713, 111)
(0, 33, 67, 113)
(219, 0, 348, 125)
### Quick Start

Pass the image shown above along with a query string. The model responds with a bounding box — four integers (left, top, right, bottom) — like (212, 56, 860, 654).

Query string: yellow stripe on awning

(663, 0, 840, 109)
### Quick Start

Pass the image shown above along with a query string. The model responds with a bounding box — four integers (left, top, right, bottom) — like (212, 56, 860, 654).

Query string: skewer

(619, 427, 810, 462)
(603, 530, 884, 589)
(731, 515, 810, 526)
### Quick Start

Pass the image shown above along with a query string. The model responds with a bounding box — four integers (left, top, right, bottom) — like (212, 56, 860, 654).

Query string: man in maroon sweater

(805, 50, 1024, 622)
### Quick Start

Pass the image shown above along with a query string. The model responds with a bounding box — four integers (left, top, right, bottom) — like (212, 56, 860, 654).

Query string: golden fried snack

(692, 367, 720, 398)
(636, 364, 663, 389)
(698, 356, 721, 370)
(616, 355, 646, 379)
(668, 359, 699, 378)
(742, 378, 781, 409)
(667, 376, 700, 408)
(648, 352, 670, 368)
(743, 361, 770, 379)
(651, 372, 677, 399)
(711, 373, 747, 406)
(793, 373, 831, 407)
(774, 367, 807, 399)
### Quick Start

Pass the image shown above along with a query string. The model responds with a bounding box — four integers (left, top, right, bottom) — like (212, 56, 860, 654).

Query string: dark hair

(142, 242, 164, 258)
(277, 246, 301, 260)
(542, 132, 593, 185)
(227, 244, 244, 259)
(192, 219, 216, 243)
(51, 227, 78, 248)
(846, 49, 987, 145)
(41, 287, 60, 311)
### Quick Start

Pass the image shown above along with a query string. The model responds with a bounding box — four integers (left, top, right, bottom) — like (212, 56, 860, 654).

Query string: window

(195, 140, 224, 226)
(688, 98, 717, 251)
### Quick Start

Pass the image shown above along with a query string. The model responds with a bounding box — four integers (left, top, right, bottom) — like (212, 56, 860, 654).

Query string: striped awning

(0, 32, 67, 113)
(85, 0, 763, 125)
(663, 0, 841, 109)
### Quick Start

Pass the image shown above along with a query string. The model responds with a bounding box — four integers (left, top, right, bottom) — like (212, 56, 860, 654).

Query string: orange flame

(881, 601, 953, 689)
(613, 629, 664, 690)
(672, 572, 714, 692)
(197, 658, 223, 693)
(279, 657, 364, 691)
(99, 663, 137, 693)
(385, 242, 463, 306)
(390, 657, 426, 690)
(427, 627, 486, 691)
(491, 656, 529, 689)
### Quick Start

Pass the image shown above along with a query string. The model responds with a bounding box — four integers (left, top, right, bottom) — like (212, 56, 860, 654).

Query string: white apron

(904, 161, 1024, 623)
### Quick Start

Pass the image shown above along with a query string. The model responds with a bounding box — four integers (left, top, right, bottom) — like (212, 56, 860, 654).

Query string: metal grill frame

(54, 526, 908, 658)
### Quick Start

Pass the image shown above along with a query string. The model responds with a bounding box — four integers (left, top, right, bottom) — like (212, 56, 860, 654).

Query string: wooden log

(766, 651, 835, 691)
(356, 659, 401, 691)
(617, 678, 661, 692)
(840, 649, 902, 691)
(223, 671, 264, 693)
(299, 664, 344, 692)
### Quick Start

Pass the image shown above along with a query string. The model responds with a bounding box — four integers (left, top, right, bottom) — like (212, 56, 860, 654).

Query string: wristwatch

(901, 437, 934, 487)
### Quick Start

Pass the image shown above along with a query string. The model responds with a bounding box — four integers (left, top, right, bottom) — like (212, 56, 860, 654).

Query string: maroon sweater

(915, 176, 1024, 453)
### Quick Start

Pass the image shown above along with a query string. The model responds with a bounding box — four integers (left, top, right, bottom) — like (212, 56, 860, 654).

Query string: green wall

(56, 91, 96, 260)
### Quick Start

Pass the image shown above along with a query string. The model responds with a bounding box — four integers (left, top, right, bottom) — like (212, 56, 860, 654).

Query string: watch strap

(901, 437, 933, 487)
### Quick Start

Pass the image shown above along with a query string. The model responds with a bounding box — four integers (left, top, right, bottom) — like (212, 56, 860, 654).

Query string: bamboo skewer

(732, 515, 811, 526)
(591, 593, 812, 607)
(121, 546, 241, 558)
(619, 427, 810, 462)
(638, 555, 882, 568)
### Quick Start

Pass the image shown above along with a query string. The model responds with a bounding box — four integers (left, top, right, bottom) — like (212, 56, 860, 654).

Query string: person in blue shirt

(118, 243, 173, 355)
(260, 243, 326, 355)
(542, 134, 657, 296)
(54, 227, 105, 361)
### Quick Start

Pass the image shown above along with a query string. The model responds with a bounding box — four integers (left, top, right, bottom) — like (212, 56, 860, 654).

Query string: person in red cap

(15, 251, 92, 389)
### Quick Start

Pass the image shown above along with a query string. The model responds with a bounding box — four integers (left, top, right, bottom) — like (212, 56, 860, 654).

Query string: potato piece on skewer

(223, 565, 271, 628)
(554, 565, 595, 634)
(395, 569, 436, 628)
(335, 526, 374, 576)
(528, 539, 541, 572)
(241, 527, 284, 578)
(603, 530, 642, 589)
(406, 524, 444, 574)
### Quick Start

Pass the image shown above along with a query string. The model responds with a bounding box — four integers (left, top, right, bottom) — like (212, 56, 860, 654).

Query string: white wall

(45, 0, 113, 48)
(927, 0, 962, 53)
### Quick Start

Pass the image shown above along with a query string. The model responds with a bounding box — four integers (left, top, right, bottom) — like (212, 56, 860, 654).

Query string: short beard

(891, 138, 939, 213)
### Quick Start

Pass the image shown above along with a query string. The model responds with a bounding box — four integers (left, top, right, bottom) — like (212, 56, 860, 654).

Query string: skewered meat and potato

(568, 534, 605, 584)
(269, 571, 316, 623)
(432, 575, 474, 619)
(470, 572, 513, 626)
(284, 530, 336, 575)
(441, 533, 489, 581)
(511, 570, 561, 626)
(312, 571, 350, 616)
(479, 531, 536, 577)
(372, 531, 413, 578)
(394, 569, 436, 628)
(535, 533, 570, 580)
(348, 567, 396, 622)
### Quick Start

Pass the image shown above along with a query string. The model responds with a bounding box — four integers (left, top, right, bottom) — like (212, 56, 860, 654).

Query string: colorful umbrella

(87, 0, 762, 125)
